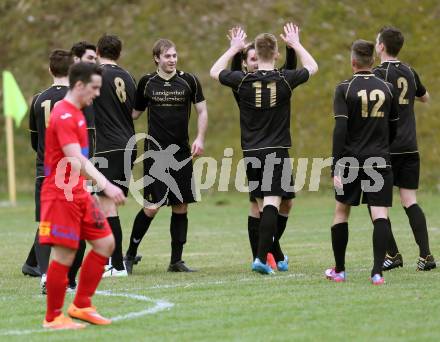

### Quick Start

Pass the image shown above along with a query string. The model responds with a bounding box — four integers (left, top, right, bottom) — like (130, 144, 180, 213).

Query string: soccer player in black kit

(93, 34, 137, 277)
(373, 26, 435, 271)
(326, 40, 399, 285)
(211, 23, 318, 274)
(124, 38, 208, 273)
(229, 31, 297, 269)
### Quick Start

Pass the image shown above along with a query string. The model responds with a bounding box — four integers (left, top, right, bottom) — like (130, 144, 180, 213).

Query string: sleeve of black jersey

(372, 67, 385, 80)
(188, 74, 205, 104)
(280, 46, 297, 70)
(134, 76, 149, 111)
(388, 84, 399, 144)
(219, 70, 245, 91)
(412, 68, 427, 97)
(231, 52, 243, 71)
(29, 94, 39, 152)
(332, 85, 349, 176)
(284, 68, 310, 89)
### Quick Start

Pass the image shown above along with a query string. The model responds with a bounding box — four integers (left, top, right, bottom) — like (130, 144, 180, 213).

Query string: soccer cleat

(167, 260, 197, 272)
(22, 263, 41, 277)
(325, 267, 346, 282)
(40, 273, 47, 295)
(266, 253, 277, 270)
(277, 255, 289, 272)
(123, 254, 143, 275)
(68, 304, 111, 325)
(252, 258, 275, 275)
(43, 313, 86, 330)
(417, 254, 436, 271)
(102, 266, 128, 278)
(382, 253, 403, 271)
(371, 273, 385, 285)
(66, 281, 77, 293)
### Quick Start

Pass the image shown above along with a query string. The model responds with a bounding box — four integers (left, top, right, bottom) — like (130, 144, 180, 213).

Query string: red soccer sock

(45, 260, 70, 322)
(73, 250, 108, 308)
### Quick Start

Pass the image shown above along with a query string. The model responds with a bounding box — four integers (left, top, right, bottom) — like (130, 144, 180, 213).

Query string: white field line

(0, 291, 173, 336)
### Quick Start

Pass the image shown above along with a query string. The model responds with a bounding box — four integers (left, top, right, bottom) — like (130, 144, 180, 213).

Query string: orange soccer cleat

(43, 313, 86, 330)
(266, 253, 277, 270)
(68, 304, 112, 325)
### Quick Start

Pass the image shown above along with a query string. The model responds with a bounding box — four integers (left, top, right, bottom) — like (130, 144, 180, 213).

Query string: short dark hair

(255, 33, 278, 62)
(351, 39, 375, 68)
(97, 34, 122, 61)
(68, 62, 102, 89)
(49, 49, 73, 77)
(378, 26, 404, 57)
(71, 41, 96, 58)
(242, 43, 255, 61)
(152, 39, 176, 65)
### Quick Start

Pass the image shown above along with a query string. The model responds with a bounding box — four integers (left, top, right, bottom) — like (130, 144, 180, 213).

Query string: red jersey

(41, 99, 90, 201)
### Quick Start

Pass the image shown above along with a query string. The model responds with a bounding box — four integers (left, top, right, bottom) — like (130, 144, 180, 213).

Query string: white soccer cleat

(102, 266, 128, 278)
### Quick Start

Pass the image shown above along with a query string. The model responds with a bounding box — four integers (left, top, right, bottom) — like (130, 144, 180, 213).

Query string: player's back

(30, 85, 68, 176)
(235, 69, 308, 150)
(94, 64, 136, 153)
(373, 61, 425, 153)
(338, 72, 397, 163)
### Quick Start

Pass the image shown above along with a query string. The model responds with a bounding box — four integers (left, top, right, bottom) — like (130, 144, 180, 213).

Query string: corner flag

(3, 70, 28, 127)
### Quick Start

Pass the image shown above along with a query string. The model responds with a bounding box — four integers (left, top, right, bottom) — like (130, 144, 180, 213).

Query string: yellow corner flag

(3, 70, 28, 127)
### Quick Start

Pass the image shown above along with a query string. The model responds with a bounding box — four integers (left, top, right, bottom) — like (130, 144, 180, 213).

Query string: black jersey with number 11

(219, 68, 309, 151)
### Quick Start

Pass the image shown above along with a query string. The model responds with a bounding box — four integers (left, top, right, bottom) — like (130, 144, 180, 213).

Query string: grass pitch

(0, 191, 439, 341)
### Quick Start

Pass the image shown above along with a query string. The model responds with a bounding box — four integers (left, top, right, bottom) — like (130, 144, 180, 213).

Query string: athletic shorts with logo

(39, 193, 112, 250)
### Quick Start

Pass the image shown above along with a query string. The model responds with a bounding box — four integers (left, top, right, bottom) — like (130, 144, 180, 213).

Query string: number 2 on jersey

(114, 77, 127, 103)
(357, 89, 385, 118)
(252, 81, 276, 107)
(397, 77, 409, 104)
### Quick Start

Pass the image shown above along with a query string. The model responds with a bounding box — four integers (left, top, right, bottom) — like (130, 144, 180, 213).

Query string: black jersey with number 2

(219, 68, 309, 151)
(135, 70, 205, 150)
(333, 71, 399, 164)
(373, 61, 426, 153)
(93, 64, 136, 153)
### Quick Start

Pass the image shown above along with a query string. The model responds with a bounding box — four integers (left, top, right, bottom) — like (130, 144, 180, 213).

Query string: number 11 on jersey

(252, 81, 277, 108)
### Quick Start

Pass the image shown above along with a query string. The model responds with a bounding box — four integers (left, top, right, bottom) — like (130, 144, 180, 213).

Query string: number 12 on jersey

(252, 81, 277, 108)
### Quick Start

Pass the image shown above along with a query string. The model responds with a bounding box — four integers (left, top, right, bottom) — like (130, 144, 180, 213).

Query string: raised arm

(280, 23, 318, 75)
(280, 46, 297, 70)
(210, 27, 247, 80)
(191, 100, 208, 157)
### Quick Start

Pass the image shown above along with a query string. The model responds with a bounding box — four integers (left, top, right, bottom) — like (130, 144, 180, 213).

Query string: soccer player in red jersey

(39, 62, 125, 330)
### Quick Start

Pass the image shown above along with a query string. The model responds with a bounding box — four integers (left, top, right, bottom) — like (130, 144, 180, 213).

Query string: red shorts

(39, 194, 112, 250)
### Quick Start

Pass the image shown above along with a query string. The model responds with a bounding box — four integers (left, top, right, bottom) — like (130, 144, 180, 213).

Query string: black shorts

(143, 148, 196, 207)
(35, 177, 44, 222)
(243, 148, 295, 200)
(335, 166, 393, 207)
(391, 152, 420, 189)
(95, 149, 137, 197)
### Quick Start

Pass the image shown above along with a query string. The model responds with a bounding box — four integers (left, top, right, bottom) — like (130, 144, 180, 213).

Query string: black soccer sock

(405, 204, 431, 257)
(126, 209, 154, 257)
(170, 212, 188, 264)
(372, 218, 390, 276)
(34, 227, 51, 274)
(257, 205, 279, 264)
(68, 240, 86, 287)
(107, 216, 124, 270)
(25, 230, 38, 266)
(331, 222, 348, 273)
(270, 214, 288, 262)
(386, 218, 400, 256)
(248, 216, 260, 260)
